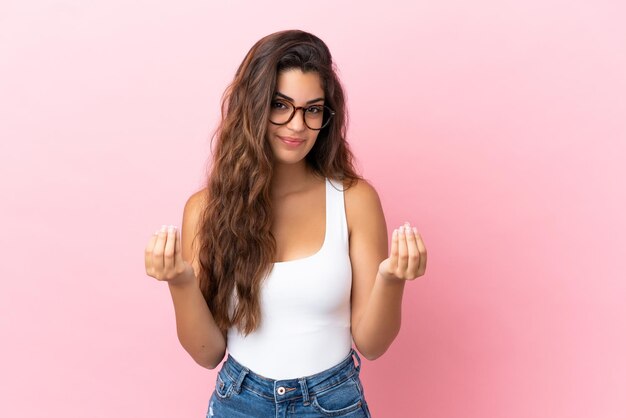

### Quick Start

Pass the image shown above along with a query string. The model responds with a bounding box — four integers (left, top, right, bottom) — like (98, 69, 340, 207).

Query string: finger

(389, 228, 399, 270)
(397, 224, 409, 274)
(174, 227, 189, 276)
(405, 225, 420, 279)
(144, 231, 159, 274)
(152, 225, 168, 278)
(414, 227, 427, 276)
(163, 225, 177, 274)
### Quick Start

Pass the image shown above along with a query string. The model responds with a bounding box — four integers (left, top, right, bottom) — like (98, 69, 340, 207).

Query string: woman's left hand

(378, 221, 427, 281)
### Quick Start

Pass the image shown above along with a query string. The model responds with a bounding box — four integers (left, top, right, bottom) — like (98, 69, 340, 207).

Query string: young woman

(144, 29, 427, 417)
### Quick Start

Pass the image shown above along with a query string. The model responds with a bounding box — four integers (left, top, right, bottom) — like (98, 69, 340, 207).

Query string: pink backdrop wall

(1, 1, 624, 417)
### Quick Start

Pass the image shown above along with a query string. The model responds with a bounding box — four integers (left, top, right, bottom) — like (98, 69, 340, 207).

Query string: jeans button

(277, 386, 286, 395)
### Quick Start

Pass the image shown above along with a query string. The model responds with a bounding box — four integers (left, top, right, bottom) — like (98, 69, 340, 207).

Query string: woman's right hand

(145, 224, 195, 287)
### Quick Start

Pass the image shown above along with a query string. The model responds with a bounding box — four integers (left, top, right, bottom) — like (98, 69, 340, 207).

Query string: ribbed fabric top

(226, 178, 353, 379)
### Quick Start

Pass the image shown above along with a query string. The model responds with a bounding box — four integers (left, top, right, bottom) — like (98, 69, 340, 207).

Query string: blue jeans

(207, 348, 372, 417)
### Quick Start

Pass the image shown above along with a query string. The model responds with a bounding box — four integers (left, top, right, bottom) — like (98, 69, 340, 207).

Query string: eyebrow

(274, 92, 325, 104)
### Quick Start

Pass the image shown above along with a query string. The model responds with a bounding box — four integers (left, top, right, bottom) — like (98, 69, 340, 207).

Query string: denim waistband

(220, 347, 362, 404)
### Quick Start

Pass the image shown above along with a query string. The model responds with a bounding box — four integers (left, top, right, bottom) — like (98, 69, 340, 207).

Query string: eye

(306, 105, 324, 114)
(271, 100, 289, 110)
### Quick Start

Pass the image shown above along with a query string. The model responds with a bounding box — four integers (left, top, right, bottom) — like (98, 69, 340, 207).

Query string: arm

(346, 179, 427, 361)
(168, 190, 227, 369)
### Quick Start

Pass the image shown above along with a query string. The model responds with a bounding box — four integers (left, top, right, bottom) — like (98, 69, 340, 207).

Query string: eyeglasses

(268, 99, 335, 130)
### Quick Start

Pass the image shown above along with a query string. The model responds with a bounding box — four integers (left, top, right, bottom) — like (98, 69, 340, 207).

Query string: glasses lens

(304, 105, 326, 130)
(269, 100, 293, 125)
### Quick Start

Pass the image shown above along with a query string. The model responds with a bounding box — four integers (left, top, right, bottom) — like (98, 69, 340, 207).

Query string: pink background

(1, 1, 625, 417)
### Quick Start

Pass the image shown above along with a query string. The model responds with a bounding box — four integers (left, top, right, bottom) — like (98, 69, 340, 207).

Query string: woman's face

(266, 69, 325, 166)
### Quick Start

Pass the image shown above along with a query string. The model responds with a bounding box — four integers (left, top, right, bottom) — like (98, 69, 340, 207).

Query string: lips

(278, 136, 305, 146)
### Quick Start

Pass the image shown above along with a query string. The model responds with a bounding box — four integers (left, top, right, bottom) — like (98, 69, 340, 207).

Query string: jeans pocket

(311, 376, 365, 417)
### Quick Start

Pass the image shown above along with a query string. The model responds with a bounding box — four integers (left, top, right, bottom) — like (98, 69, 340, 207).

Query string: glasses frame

(268, 100, 336, 131)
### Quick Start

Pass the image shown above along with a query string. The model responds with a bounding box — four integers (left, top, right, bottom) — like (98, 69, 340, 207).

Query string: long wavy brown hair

(197, 29, 362, 336)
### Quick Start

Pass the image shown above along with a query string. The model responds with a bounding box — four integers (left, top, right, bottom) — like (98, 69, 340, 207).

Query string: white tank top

(226, 177, 353, 379)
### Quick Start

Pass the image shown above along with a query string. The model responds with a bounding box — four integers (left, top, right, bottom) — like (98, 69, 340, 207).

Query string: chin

(274, 153, 307, 165)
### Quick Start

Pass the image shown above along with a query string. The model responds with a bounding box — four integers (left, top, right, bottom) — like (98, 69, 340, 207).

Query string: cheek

(265, 126, 277, 143)
(309, 132, 321, 146)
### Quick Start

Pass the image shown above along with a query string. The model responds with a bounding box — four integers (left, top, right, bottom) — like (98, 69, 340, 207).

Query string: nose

(286, 107, 307, 132)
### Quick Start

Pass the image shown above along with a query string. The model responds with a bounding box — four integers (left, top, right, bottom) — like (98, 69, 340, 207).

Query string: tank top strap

(325, 177, 350, 251)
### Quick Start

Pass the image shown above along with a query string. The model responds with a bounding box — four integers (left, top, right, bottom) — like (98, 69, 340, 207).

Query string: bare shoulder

(343, 178, 384, 236)
(343, 177, 380, 201)
(185, 188, 208, 211)
(183, 188, 208, 231)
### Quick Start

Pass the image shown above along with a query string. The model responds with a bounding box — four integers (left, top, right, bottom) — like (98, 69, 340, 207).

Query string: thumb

(174, 227, 185, 271)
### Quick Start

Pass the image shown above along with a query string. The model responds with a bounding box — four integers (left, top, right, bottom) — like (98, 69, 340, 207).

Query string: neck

(271, 161, 318, 197)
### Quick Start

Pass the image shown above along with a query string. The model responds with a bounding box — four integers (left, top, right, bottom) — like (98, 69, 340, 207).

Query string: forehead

(274, 69, 324, 102)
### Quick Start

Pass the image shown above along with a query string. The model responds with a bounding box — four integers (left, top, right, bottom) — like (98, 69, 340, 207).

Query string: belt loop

(298, 378, 310, 406)
(233, 367, 249, 394)
(351, 348, 362, 372)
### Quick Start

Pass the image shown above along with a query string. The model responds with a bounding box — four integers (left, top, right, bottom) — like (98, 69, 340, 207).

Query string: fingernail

(168, 225, 175, 232)
(413, 227, 418, 234)
(160, 225, 167, 232)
